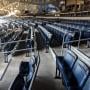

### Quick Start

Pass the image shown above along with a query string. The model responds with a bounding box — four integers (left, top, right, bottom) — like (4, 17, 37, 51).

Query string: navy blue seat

(56, 49, 90, 90)
(56, 50, 78, 89)
(83, 77, 90, 90)
(10, 61, 33, 90)
(56, 50, 77, 78)
(64, 50, 77, 69)
(83, 30, 90, 39)
(19, 61, 30, 77)
(10, 74, 25, 90)
(72, 60, 89, 89)
(44, 25, 74, 46)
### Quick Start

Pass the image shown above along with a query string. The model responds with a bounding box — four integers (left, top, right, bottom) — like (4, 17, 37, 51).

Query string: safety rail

(2, 31, 19, 50)
(61, 37, 90, 55)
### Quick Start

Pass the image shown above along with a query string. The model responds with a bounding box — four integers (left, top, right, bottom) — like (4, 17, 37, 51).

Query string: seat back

(10, 74, 25, 90)
(72, 60, 89, 87)
(83, 76, 90, 90)
(19, 61, 30, 76)
(64, 50, 77, 69)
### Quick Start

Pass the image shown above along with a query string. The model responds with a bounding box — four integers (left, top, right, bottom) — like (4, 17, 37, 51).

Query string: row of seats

(56, 49, 90, 90)
(37, 25, 52, 50)
(44, 24, 74, 46)
(38, 25, 52, 41)
(12, 28, 32, 56)
(1, 31, 15, 43)
(53, 22, 90, 40)
(4, 31, 23, 53)
(10, 54, 40, 90)
(59, 20, 90, 27)
(35, 32, 46, 50)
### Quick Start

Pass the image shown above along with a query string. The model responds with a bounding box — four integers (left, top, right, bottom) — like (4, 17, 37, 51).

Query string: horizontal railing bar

(0, 39, 32, 45)
(1, 47, 36, 54)
(63, 38, 90, 44)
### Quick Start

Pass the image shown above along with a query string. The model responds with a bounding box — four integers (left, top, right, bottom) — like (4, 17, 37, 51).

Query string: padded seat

(56, 56, 78, 90)
(72, 60, 89, 89)
(83, 77, 90, 90)
(19, 61, 30, 76)
(56, 50, 81, 89)
(64, 50, 77, 69)
(56, 50, 77, 73)
(10, 74, 25, 90)
(58, 53, 90, 90)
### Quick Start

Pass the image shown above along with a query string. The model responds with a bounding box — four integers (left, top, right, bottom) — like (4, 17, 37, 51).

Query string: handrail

(71, 46, 90, 67)
(1, 39, 32, 45)
(1, 47, 37, 54)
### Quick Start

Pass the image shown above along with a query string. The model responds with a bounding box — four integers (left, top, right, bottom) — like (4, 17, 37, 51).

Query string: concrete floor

(32, 50, 64, 90)
(80, 48, 90, 57)
(0, 50, 64, 90)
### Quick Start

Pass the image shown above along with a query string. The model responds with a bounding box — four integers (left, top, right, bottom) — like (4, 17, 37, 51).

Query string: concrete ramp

(32, 50, 64, 90)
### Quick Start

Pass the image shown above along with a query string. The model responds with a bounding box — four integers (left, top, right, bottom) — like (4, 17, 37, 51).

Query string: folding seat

(64, 33, 75, 46)
(56, 50, 77, 80)
(19, 61, 30, 77)
(26, 62, 33, 89)
(19, 61, 33, 89)
(64, 50, 77, 69)
(72, 60, 89, 89)
(10, 74, 25, 90)
(83, 76, 90, 90)
(59, 49, 90, 90)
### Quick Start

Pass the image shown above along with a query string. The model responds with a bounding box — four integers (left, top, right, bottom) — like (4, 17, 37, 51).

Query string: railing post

(4, 52, 8, 63)
(78, 30, 82, 49)
(61, 32, 66, 56)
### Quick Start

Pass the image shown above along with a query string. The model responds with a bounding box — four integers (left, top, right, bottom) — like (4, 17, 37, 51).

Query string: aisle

(32, 50, 64, 90)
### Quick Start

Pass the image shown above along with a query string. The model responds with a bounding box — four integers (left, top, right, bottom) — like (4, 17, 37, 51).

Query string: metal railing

(60, 11, 90, 17)
(61, 37, 90, 55)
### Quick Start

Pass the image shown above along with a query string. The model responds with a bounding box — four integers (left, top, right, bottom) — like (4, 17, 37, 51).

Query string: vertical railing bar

(78, 30, 82, 49)
(61, 32, 66, 56)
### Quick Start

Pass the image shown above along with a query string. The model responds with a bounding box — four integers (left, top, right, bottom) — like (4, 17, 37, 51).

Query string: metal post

(87, 40, 90, 48)
(78, 30, 82, 49)
(34, 28, 37, 54)
(4, 52, 8, 63)
(61, 33, 66, 56)
(46, 40, 49, 53)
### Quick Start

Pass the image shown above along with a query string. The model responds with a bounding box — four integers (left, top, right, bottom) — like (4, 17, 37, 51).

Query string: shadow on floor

(32, 76, 64, 90)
